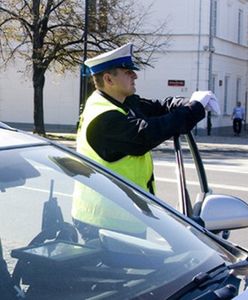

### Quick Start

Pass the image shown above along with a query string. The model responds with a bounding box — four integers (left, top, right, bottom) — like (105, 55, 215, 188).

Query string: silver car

(1, 122, 248, 300)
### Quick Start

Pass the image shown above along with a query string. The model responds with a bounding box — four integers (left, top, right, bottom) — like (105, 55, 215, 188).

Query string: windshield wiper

(227, 257, 248, 271)
(168, 263, 237, 300)
(191, 284, 237, 300)
(192, 259, 248, 299)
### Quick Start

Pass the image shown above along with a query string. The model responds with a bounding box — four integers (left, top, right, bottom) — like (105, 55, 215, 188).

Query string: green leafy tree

(0, 0, 169, 134)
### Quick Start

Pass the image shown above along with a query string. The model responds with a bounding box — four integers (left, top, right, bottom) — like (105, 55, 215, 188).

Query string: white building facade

(0, 0, 248, 133)
(136, 0, 248, 133)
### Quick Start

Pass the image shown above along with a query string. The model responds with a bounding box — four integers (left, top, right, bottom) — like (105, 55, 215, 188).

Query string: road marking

(154, 160, 248, 174)
(155, 177, 248, 192)
(18, 185, 72, 197)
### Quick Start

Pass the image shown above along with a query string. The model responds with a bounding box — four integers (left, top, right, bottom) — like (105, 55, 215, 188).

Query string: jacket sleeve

(125, 94, 189, 117)
(86, 101, 205, 162)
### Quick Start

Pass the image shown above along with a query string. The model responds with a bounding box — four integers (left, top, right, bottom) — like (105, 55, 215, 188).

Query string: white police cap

(85, 43, 139, 75)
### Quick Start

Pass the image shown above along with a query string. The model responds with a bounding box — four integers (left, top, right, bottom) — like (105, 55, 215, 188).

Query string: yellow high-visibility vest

(72, 91, 154, 234)
(76, 91, 155, 193)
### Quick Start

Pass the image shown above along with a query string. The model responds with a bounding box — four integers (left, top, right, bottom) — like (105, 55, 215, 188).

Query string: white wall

(0, 59, 80, 127)
(43, 71, 79, 125)
(0, 62, 33, 122)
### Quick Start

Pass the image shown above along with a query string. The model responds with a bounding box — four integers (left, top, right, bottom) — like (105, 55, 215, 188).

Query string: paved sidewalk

(152, 130, 248, 153)
(57, 132, 248, 153)
(194, 132, 248, 146)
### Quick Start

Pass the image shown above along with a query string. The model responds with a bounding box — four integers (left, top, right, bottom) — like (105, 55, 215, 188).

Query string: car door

(171, 133, 248, 243)
(173, 132, 209, 218)
(154, 132, 209, 219)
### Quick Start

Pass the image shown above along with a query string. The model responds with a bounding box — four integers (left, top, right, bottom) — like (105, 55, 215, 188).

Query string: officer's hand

(190, 91, 221, 115)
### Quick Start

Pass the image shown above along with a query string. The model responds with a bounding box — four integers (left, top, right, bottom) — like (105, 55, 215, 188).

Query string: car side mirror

(199, 194, 248, 231)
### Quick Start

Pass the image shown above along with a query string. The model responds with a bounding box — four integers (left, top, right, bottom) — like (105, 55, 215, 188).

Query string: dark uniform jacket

(86, 90, 205, 163)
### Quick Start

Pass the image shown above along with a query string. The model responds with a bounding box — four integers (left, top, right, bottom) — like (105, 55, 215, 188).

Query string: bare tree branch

(0, 0, 170, 134)
(0, 5, 33, 29)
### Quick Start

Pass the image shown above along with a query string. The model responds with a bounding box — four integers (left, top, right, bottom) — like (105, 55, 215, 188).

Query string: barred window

(238, 9, 243, 44)
(88, 0, 111, 33)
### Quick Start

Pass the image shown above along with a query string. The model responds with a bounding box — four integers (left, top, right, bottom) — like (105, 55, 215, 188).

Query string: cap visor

(119, 63, 140, 71)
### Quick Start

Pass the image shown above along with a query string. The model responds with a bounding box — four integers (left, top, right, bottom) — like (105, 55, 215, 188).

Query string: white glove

(190, 91, 221, 115)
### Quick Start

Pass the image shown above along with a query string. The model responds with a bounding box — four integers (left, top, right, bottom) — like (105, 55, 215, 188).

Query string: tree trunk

(33, 67, 45, 135)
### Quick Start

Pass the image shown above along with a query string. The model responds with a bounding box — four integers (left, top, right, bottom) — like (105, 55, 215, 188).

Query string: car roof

(0, 125, 48, 149)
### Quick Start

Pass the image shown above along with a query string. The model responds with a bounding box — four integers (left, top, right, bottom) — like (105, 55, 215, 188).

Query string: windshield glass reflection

(0, 145, 227, 299)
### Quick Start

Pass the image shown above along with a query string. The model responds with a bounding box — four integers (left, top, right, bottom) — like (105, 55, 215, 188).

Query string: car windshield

(0, 144, 236, 299)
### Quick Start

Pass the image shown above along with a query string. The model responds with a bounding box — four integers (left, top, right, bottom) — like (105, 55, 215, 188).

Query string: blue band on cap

(89, 56, 135, 75)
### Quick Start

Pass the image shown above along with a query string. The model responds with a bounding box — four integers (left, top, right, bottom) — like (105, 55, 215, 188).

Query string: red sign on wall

(168, 80, 185, 87)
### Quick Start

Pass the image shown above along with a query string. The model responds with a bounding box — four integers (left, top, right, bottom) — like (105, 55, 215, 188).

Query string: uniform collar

(97, 90, 128, 111)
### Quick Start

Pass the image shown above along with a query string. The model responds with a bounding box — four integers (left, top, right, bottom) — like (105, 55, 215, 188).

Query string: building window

(224, 76, 229, 114)
(212, 75, 217, 93)
(213, 0, 218, 37)
(89, 0, 97, 32)
(98, 0, 108, 32)
(88, 0, 110, 33)
(238, 9, 243, 44)
(236, 78, 241, 103)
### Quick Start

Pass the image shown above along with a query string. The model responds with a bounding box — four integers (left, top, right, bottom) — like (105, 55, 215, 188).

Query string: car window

(154, 136, 203, 215)
(153, 140, 180, 209)
(0, 145, 231, 299)
(179, 137, 204, 212)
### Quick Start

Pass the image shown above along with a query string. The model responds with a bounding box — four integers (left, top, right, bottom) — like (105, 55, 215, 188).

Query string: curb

(53, 134, 247, 152)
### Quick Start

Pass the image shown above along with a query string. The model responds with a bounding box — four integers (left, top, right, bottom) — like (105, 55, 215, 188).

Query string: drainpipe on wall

(196, 0, 202, 92)
(207, 0, 214, 136)
(245, 91, 247, 131)
(194, 0, 202, 136)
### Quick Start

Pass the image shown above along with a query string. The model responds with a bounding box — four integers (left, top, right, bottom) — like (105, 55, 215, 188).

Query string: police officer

(76, 43, 219, 194)
(72, 43, 220, 240)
